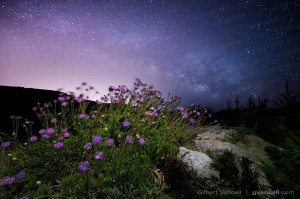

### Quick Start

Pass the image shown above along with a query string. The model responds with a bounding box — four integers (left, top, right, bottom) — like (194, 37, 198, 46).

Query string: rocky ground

(174, 125, 280, 198)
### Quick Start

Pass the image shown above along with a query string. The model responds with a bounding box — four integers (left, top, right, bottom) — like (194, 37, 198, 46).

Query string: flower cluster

(0, 176, 15, 186)
(0, 79, 198, 198)
(1, 141, 11, 148)
(145, 108, 159, 118)
(92, 135, 102, 145)
(125, 135, 132, 144)
(54, 141, 64, 149)
(29, 136, 37, 142)
(122, 120, 130, 128)
(106, 138, 114, 147)
(76, 119, 146, 172)
(79, 161, 89, 172)
(0, 171, 25, 187)
(15, 171, 26, 179)
(138, 138, 145, 146)
(94, 152, 104, 160)
(177, 107, 188, 119)
(84, 142, 93, 150)
(79, 114, 86, 120)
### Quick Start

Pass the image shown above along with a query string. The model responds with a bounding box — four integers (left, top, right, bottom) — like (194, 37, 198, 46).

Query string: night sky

(0, 0, 299, 111)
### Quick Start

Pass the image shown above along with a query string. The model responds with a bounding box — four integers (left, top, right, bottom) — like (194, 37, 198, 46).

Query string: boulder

(178, 125, 276, 190)
(177, 147, 220, 187)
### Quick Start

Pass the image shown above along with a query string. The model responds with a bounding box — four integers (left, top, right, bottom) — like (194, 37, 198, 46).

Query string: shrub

(211, 149, 239, 188)
(262, 139, 300, 198)
(0, 79, 203, 198)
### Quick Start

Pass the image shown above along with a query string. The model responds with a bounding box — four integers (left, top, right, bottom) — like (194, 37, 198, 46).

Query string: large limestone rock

(177, 125, 276, 190)
(177, 147, 220, 187)
(194, 125, 273, 165)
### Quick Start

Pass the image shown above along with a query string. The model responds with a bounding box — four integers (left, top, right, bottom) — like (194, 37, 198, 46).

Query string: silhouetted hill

(0, 86, 105, 139)
(0, 86, 61, 137)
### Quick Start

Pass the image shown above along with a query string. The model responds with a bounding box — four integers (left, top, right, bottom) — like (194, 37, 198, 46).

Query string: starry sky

(0, 0, 299, 111)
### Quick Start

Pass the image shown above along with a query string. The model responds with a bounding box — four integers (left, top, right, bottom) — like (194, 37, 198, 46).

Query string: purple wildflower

(53, 100, 57, 104)
(46, 128, 55, 135)
(61, 101, 68, 106)
(139, 98, 144, 103)
(182, 112, 188, 119)
(29, 136, 37, 142)
(113, 97, 119, 103)
(108, 86, 115, 92)
(79, 114, 86, 120)
(154, 90, 162, 98)
(79, 161, 89, 172)
(152, 110, 159, 117)
(58, 137, 64, 141)
(15, 171, 25, 179)
(54, 142, 63, 149)
(74, 96, 83, 103)
(131, 92, 136, 97)
(190, 119, 196, 124)
(125, 135, 133, 144)
(51, 118, 57, 124)
(122, 120, 130, 128)
(177, 107, 185, 112)
(0, 176, 15, 186)
(84, 142, 93, 150)
(38, 129, 45, 134)
(92, 135, 102, 145)
(58, 96, 65, 102)
(145, 111, 150, 116)
(120, 85, 128, 93)
(138, 138, 145, 146)
(94, 152, 104, 160)
(63, 132, 70, 138)
(106, 138, 114, 147)
(1, 141, 11, 148)
(91, 114, 96, 120)
(42, 134, 50, 140)
(19, 197, 28, 199)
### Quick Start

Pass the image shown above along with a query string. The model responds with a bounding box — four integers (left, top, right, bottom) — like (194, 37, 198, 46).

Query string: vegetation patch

(0, 79, 207, 198)
(262, 138, 300, 198)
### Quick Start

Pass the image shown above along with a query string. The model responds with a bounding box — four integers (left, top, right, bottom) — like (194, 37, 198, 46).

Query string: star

(0, 0, 299, 111)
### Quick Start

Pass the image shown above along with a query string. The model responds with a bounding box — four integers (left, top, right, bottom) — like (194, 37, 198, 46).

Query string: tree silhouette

(235, 95, 240, 110)
(257, 94, 269, 110)
(246, 95, 256, 110)
(226, 98, 232, 110)
(274, 80, 298, 111)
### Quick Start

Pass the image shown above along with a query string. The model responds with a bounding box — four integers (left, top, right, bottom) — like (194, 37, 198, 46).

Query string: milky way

(0, 0, 299, 110)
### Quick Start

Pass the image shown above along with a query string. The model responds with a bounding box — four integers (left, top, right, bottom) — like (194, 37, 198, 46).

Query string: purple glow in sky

(0, 0, 299, 110)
